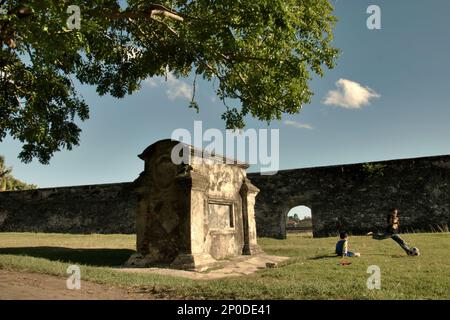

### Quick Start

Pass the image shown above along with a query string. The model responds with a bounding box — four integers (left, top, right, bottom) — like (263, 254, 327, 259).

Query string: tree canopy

(0, 0, 338, 164)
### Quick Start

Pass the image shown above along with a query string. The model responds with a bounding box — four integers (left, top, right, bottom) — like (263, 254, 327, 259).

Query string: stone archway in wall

(286, 205, 313, 233)
(250, 183, 318, 239)
(280, 194, 315, 237)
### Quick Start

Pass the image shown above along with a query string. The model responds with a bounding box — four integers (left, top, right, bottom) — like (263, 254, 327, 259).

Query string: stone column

(171, 170, 217, 271)
(240, 177, 262, 255)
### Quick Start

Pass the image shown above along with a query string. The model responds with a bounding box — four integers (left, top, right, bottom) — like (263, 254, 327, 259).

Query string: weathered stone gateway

(0, 139, 449, 248)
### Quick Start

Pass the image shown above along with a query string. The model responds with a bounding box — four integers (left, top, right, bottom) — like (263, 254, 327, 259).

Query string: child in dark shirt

(335, 232, 360, 257)
(369, 208, 417, 256)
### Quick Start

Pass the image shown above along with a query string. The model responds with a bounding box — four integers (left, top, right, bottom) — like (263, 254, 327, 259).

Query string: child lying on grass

(335, 232, 361, 257)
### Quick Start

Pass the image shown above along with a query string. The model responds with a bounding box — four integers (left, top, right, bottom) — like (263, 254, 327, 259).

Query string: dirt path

(0, 269, 153, 300)
(0, 254, 288, 299)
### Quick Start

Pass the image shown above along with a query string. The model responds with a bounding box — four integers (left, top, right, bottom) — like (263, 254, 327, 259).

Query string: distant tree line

(287, 214, 312, 229)
(0, 155, 37, 191)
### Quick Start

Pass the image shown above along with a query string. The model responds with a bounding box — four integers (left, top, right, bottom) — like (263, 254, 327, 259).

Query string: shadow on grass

(308, 254, 337, 260)
(0, 247, 135, 267)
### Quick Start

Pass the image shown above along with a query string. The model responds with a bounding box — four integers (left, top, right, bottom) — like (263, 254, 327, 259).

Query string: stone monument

(126, 139, 261, 271)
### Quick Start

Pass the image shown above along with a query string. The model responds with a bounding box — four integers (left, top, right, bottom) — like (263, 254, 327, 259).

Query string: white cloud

(284, 120, 314, 130)
(165, 73, 192, 101)
(144, 78, 158, 88)
(322, 78, 380, 109)
(144, 73, 192, 101)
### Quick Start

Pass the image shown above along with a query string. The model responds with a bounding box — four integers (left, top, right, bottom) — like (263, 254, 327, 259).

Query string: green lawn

(0, 232, 449, 299)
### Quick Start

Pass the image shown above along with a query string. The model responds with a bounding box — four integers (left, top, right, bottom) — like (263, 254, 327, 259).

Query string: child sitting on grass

(335, 232, 360, 257)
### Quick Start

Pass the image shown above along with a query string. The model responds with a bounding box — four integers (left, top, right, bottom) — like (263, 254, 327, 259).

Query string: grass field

(0, 232, 449, 299)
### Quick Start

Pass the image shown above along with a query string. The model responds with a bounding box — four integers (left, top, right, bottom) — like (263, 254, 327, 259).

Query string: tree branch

(95, 4, 184, 22)
(150, 9, 183, 22)
(149, 16, 179, 36)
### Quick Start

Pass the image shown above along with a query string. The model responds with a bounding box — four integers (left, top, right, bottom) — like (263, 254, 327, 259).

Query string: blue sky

(2, 0, 450, 217)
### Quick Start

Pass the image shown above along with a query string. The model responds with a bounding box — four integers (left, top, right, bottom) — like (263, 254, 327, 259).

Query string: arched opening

(286, 205, 313, 233)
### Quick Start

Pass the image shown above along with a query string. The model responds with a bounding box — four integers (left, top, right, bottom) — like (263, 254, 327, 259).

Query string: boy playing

(335, 232, 360, 257)
(369, 208, 416, 256)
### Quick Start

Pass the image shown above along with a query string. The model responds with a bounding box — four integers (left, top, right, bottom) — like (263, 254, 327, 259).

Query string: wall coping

(248, 154, 450, 175)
